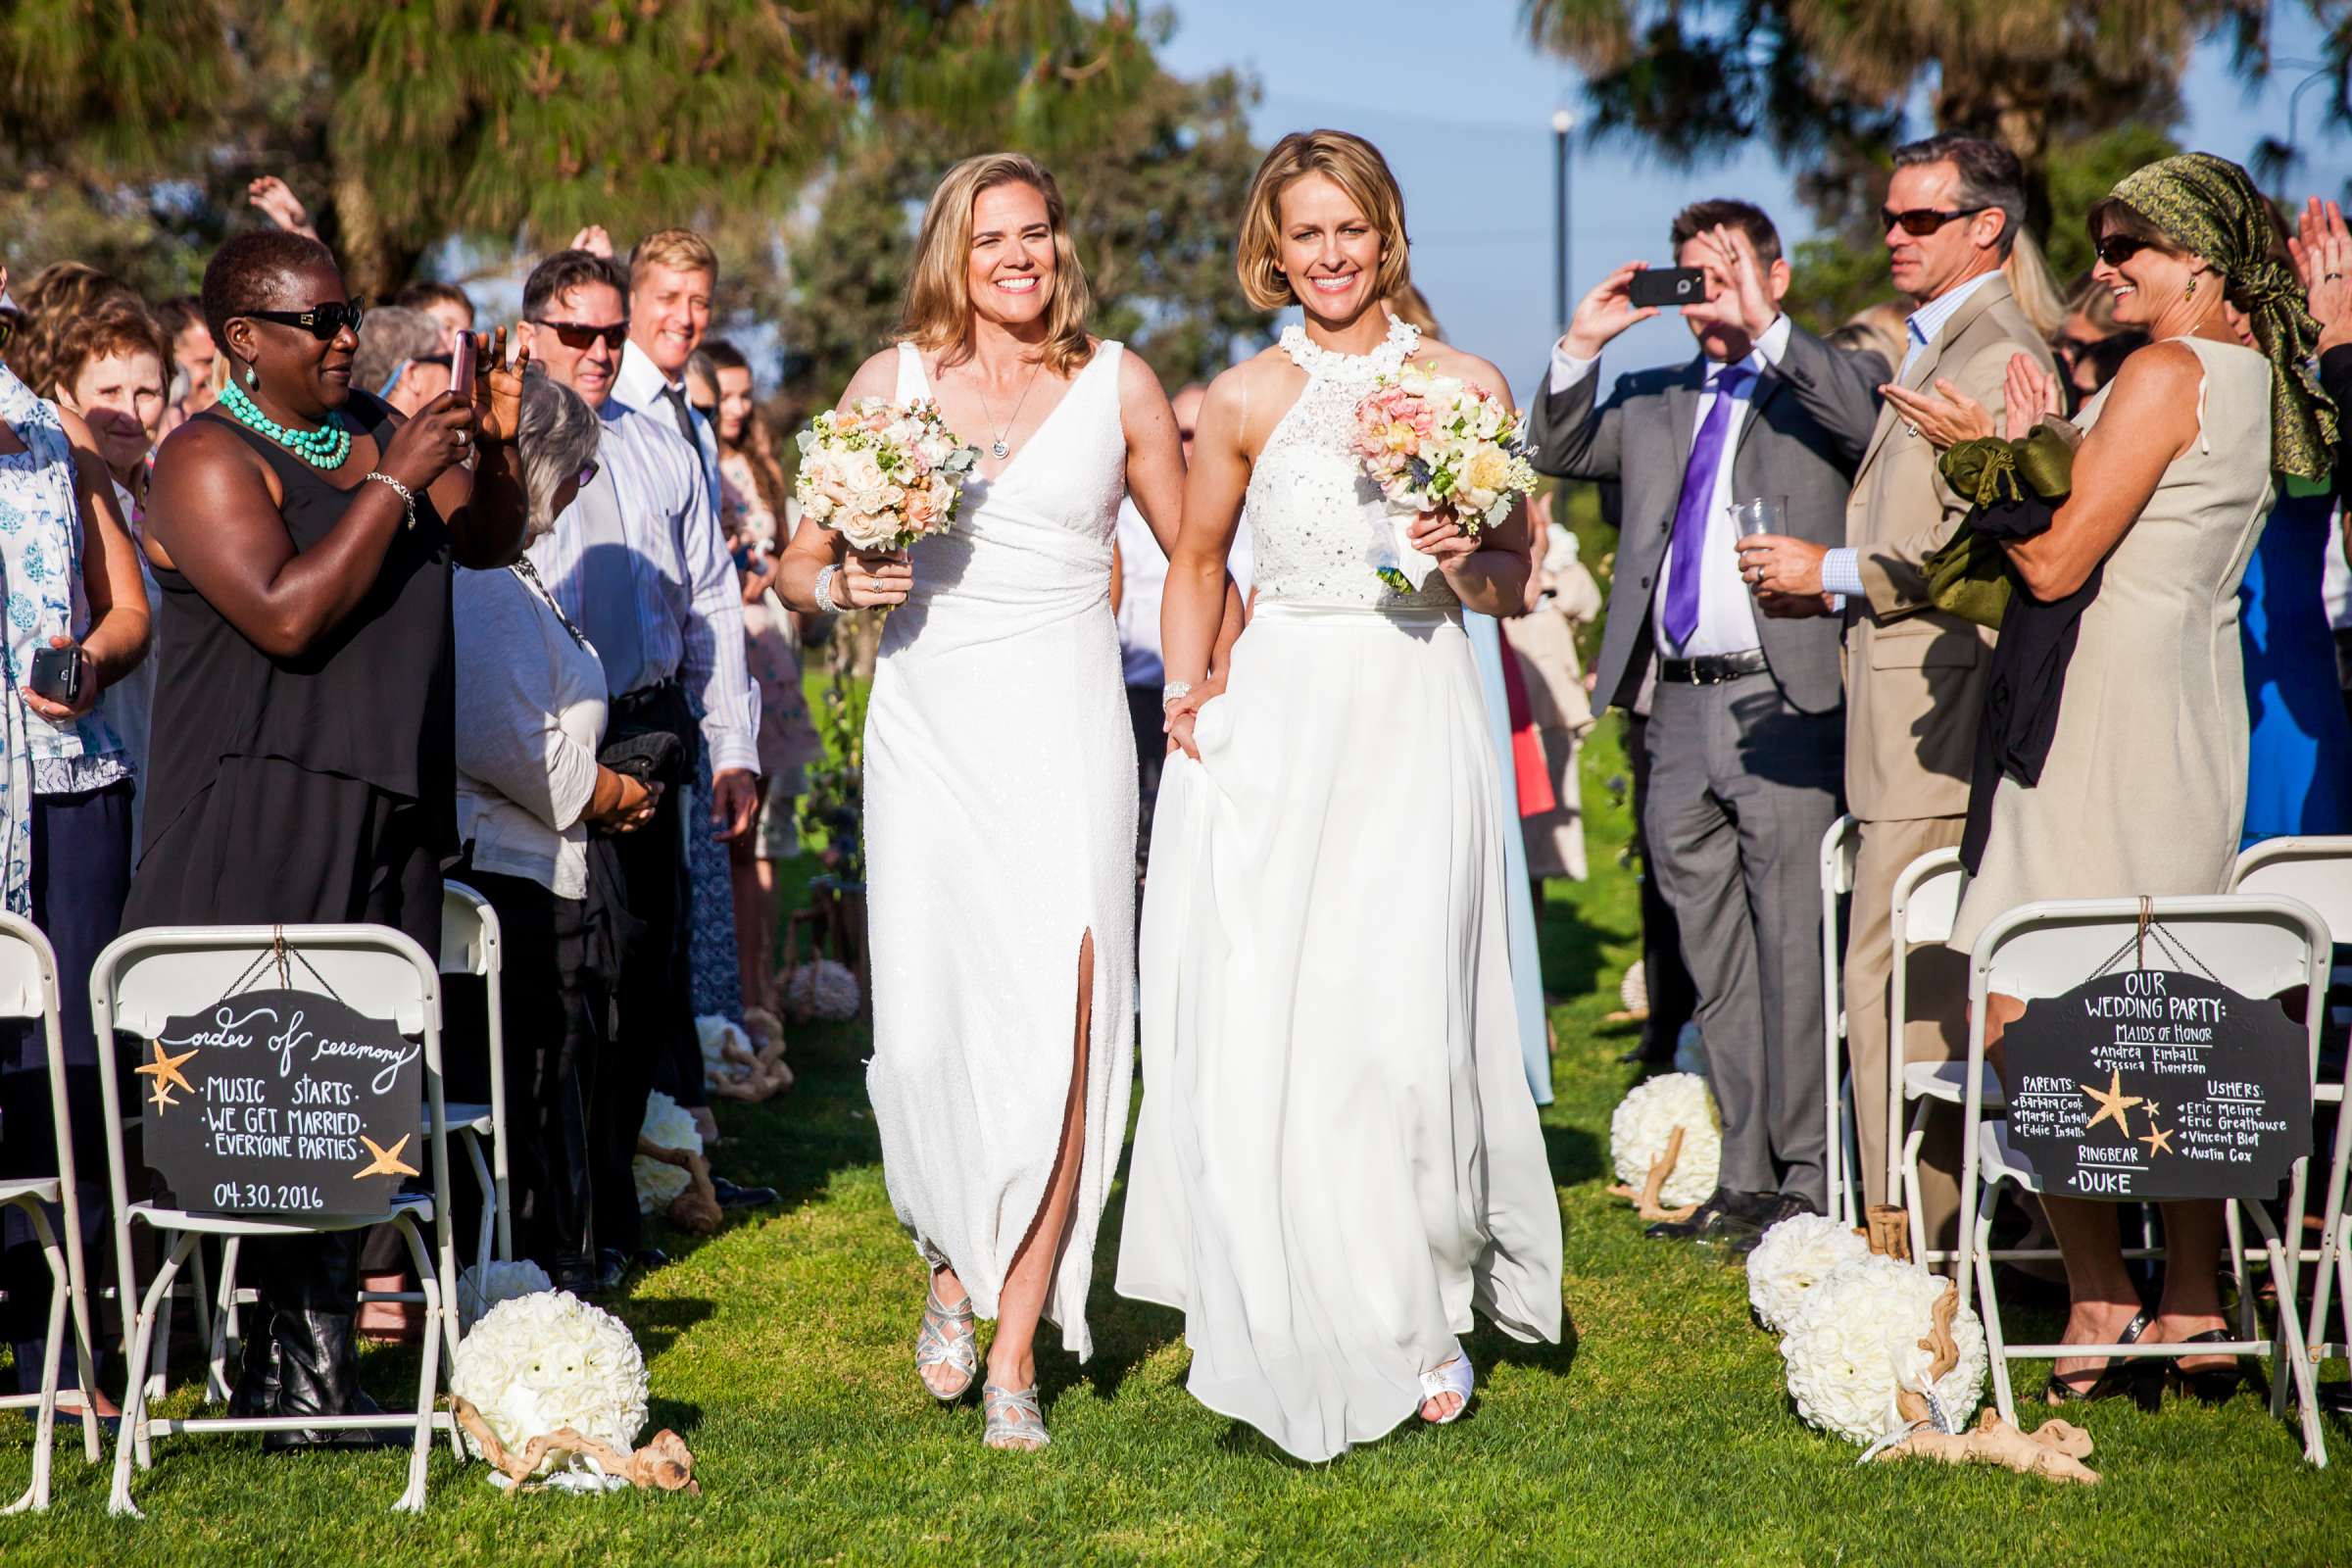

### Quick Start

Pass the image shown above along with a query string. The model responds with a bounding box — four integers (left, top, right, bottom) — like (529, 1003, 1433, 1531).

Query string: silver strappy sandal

(981, 1382, 1051, 1450)
(915, 1283, 978, 1401)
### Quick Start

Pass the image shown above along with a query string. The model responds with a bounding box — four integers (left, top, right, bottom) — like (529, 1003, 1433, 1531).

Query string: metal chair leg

(1974, 1182, 2017, 1425)
(1, 1201, 70, 1514)
(394, 1215, 444, 1509)
(110, 1233, 195, 1519)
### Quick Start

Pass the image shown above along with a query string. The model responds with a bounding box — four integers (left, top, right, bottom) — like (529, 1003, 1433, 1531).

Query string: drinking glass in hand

(1730, 497, 1786, 539)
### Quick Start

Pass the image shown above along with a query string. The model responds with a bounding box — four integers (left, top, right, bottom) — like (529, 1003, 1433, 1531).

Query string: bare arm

(1998, 342, 2199, 601)
(144, 396, 474, 660)
(1160, 364, 1256, 757)
(23, 408, 152, 723)
(1119, 348, 1243, 674)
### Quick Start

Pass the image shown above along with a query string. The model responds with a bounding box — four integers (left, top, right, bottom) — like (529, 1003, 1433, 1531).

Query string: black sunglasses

(1880, 205, 1989, 237)
(247, 302, 365, 339)
(529, 317, 630, 351)
(2094, 234, 2156, 268)
(576, 460, 601, 489)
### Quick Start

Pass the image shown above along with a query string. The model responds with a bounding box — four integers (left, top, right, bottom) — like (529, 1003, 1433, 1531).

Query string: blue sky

(1154, 3, 2352, 403)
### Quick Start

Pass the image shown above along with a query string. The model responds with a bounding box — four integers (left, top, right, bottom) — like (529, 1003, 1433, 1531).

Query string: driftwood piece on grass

(1606, 1124, 1699, 1223)
(635, 1138, 721, 1234)
(449, 1395, 701, 1494)
(1880, 1283, 2100, 1484)
(1865, 1204, 1912, 1261)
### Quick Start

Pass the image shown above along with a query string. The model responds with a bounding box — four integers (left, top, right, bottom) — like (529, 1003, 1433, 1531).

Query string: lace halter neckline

(1278, 317, 1419, 380)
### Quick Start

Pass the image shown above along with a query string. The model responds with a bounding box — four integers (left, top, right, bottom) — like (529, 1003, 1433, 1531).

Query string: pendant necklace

(976, 356, 1045, 462)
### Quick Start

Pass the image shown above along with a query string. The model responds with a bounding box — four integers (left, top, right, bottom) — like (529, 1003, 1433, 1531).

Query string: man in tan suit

(1735, 134, 2057, 1252)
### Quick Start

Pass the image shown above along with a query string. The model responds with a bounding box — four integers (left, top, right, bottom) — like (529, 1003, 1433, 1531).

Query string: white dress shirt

(1112, 500, 1255, 687)
(455, 564, 609, 899)
(524, 397, 759, 775)
(616, 341, 723, 509)
(1550, 315, 1791, 658)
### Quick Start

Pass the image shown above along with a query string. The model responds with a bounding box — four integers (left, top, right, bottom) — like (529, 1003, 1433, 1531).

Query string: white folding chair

(1883, 847, 1978, 1263)
(1819, 815, 1861, 1226)
(439, 882, 511, 1276)
(0, 914, 102, 1511)
(2229, 837, 2352, 1365)
(1954, 895, 2331, 1465)
(88, 924, 458, 1516)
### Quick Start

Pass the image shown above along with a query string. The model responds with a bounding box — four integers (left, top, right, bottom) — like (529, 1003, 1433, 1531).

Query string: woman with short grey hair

(448, 367, 654, 1291)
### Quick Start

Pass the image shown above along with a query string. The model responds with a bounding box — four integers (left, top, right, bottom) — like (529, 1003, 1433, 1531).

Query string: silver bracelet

(363, 471, 416, 529)
(812, 563, 841, 613)
(1160, 680, 1195, 711)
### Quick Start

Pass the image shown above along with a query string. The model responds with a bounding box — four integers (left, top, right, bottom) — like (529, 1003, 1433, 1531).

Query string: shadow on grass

(1543, 1122, 1607, 1189)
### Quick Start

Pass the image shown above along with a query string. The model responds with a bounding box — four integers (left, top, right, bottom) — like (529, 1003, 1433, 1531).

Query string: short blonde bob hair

(1236, 130, 1412, 313)
(900, 153, 1095, 377)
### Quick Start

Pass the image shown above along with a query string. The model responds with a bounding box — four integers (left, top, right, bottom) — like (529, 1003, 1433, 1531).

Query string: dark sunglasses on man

(1880, 205, 1990, 237)
(246, 302, 366, 339)
(529, 317, 631, 351)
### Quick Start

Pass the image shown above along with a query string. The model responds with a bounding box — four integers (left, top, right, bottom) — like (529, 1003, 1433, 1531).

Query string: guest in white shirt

(514, 247, 755, 1285)
(452, 369, 658, 1294)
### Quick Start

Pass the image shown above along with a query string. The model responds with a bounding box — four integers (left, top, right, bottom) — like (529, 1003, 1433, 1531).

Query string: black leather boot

(226, 1306, 280, 1419)
(258, 1233, 398, 1451)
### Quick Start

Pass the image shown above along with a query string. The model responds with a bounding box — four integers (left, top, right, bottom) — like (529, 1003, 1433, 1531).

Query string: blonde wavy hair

(1236, 130, 1412, 313)
(900, 153, 1094, 378)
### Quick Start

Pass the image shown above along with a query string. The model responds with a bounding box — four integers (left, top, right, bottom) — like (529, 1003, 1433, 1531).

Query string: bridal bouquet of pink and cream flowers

(795, 398, 981, 552)
(1349, 361, 1539, 593)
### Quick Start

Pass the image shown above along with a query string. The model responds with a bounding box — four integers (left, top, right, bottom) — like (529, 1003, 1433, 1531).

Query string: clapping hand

(1560, 263, 1660, 360)
(1878, 377, 1995, 451)
(247, 175, 319, 240)
(2002, 353, 2062, 441)
(472, 327, 527, 445)
(2289, 197, 2351, 348)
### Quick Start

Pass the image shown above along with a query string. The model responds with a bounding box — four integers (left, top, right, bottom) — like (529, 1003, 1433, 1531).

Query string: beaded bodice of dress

(1247, 317, 1458, 611)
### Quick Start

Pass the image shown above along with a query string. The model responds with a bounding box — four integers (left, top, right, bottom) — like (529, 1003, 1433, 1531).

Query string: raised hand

(1879, 376, 1994, 451)
(474, 328, 527, 445)
(2290, 196, 2350, 346)
(247, 175, 318, 240)
(1561, 263, 1659, 361)
(2002, 353, 2061, 442)
(1689, 224, 1776, 338)
(569, 224, 615, 260)
(380, 390, 479, 492)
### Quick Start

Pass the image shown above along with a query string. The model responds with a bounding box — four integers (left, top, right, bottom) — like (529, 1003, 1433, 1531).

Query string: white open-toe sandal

(1420, 1352, 1475, 1425)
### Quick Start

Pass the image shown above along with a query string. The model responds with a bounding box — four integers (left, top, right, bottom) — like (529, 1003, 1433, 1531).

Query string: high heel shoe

(914, 1283, 977, 1402)
(2166, 1328, 2245, 1404)
(2043, 1307, 2159, 1408)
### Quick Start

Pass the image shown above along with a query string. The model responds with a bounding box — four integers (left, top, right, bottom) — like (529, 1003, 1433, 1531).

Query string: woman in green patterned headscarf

(1942, 151, 2333, 1411)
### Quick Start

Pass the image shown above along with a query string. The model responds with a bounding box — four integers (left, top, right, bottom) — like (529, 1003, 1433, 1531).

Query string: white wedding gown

(862, 340, 1136, 1359)
(1115, 318, 1564, 1460)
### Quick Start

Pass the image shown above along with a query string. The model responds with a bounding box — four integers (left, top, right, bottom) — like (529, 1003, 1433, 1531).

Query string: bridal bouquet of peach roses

(1350, 361, 1539, 592)
(795, 398, 980, 552)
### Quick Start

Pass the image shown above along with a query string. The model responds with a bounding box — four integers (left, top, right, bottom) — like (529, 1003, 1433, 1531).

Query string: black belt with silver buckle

(1658, 649, 1768, 685)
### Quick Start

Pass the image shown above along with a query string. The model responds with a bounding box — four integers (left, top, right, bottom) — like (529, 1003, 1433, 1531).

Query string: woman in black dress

(125, 231, 529, 1446)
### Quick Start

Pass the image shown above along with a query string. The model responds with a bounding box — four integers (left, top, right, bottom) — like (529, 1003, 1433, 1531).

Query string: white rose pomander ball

(1608, 1071, 1722, 1210)
(457, 1258, 554, 1333)
(633, 1091, 703, 1214)
(1780, 1254, 1988, 1446)
(1746, 1213, 1871, 1333)
(448, 1291, 649, 1479)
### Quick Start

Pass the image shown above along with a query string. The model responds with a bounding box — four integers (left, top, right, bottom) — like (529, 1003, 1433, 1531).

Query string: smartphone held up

(1627, 268, 1707, 311)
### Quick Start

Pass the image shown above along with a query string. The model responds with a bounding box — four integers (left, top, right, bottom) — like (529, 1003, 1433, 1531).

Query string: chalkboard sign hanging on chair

(1996, 965, 2310, 1203)
(138, 975, 425, 1219)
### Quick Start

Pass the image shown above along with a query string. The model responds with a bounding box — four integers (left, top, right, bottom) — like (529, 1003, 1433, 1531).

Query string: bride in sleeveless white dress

(780, 155, 1195, 1450)
(1115, 131, 1564, 1462)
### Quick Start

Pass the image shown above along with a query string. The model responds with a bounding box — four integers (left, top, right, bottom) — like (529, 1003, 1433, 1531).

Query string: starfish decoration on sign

(2136, 1104, 2175, 1156)
(2080, 1069, 2143, 1136)
(353, 1134, 418, 1180)
(134, 1039, 198, 1112)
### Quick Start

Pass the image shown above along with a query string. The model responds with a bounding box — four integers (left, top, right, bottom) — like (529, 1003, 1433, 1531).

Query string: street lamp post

(1552, 108, 1575, 341)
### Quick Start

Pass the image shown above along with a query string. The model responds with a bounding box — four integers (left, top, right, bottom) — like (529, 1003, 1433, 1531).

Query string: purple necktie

(1660, 364, 1749, 647)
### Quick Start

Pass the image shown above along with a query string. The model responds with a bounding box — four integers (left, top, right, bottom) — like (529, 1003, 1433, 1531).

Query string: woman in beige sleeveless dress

(1944, 155, 2338, 1405)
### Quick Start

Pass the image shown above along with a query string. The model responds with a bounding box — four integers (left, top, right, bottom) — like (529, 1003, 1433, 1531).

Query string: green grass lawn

(5, 714, 2349, 1565)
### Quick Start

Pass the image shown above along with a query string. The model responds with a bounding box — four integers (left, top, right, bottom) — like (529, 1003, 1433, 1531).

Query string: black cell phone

(1628, 267, 1708, 310)
(28, 644, 81, 706)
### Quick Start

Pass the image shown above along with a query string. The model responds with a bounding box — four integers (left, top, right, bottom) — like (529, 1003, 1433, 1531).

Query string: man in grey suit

(1531, 199, 1884, 1250)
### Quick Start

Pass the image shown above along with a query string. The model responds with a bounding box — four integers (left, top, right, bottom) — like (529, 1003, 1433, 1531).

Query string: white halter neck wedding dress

(1116, 318, 1563, 1460)
(861, 340, 1137, 1359)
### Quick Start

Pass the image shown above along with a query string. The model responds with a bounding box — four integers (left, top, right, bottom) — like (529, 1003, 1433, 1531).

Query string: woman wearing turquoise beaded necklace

(123, 230, 533, 1449)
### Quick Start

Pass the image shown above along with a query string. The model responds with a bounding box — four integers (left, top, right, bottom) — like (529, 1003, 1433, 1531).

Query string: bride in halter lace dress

(1115, 131, 1564, 1462)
